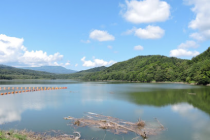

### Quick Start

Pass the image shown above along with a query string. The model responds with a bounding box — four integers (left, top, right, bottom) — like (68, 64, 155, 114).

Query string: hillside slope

(84, 47, 210, 85)
(84, 55, 188, 82)
(21, 66, 76, 74)
(0, 65, 56, 79)
(186, 47, 210, 84)
(1, 47, 209, 84)
(78, 66, 106, 73)
(55, 66, 107, 79)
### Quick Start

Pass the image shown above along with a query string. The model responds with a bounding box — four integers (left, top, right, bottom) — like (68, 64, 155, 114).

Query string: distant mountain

(0, 65, 55, 79)
(1, 47, 209, 85)
(55, 66, 107, 79)
(21, 66, 77, 74)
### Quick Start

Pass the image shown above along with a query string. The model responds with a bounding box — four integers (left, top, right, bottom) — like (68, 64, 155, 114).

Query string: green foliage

(13, 134, 27, 140)
(22, 66, 76, 74)
(82, 47, 210, 85)
(84, 55, 189, 82)
(78, 66, 106, 73)
(0, 131, 7, 140)
(186, 77, 191, 83)
(190, 47, 210, 63)
(0, 47, 210, 85)
(0, 65, 56, 80)
(0, 130, 27, 140)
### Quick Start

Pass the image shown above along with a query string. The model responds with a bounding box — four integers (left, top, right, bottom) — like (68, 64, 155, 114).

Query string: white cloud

(122, 26, 165, 39)
(81, 40, 91, 43)
(0, 34, 26, 63)
(170, 49, 200, 57)
(21, 51, 63, 67)
(186, 0, 210, 41)
(0, 34, 64, 67)
(53, 62, 59, 66)
(121, 0, 170, 24)
(75, 64, 78, 67)
(190, 32, 205, 41)
(135, 25, 165, 39)
(122, 27, 137, 35)
(81, 56, 116, 67)
(65, 62, 70, 66)
(107, 45, 113, 49)
(64, 61, 70, 66)
(89, 30, 115, 41)
(190, 30, 210, 41)
(169, 40, 200, 58)
(134, 45, 144, 50)
(178, 40, 199, 49)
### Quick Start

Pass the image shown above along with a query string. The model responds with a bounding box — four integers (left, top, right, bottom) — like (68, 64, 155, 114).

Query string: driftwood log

(64, 112, 165, 139)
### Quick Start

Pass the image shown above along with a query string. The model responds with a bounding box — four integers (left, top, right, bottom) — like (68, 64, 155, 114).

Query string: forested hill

(84, 55, 188, 82)
(21, 66, 77, 74)
(1, 47, 209, 84)
(78, 66, 106, 73)
(0, 65, 56, 79)
(190, 47, 210, 63)
(84, 47, 210, 85)
(185, 47, 210, 84)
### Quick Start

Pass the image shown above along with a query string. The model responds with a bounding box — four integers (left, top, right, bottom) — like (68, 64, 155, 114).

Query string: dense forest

(0, 65, 56, 79)
(0, 47, 209, 85)
(21, 66, 76, 74)
(83, 47, 210, 85)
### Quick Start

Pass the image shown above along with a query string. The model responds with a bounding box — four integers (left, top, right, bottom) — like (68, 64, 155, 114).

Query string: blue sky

(0, 0, 210, 71)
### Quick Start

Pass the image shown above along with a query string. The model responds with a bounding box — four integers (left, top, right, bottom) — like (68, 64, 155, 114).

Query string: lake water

(0, 80, 210, 140)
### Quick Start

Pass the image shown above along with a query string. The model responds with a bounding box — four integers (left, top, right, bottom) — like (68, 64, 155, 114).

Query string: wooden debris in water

(64, 112, 165, 139)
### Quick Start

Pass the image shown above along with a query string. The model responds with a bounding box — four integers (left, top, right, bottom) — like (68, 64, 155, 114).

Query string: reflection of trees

(127, 88, 210, 115)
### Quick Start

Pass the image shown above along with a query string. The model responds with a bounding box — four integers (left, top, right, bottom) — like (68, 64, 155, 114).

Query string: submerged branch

(64, 112, 165, 138)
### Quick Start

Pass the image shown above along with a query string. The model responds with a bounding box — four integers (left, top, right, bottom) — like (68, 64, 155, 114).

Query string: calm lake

(0, 80, 210, 140)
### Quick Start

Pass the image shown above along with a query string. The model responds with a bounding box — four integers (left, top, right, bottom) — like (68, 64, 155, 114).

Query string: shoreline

(1, 78, 209, 86)
(0, 129, 75, 140)
(88, 80, 203, 86)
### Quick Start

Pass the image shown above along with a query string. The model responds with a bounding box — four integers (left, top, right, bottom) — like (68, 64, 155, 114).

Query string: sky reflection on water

(0, 80, 210, 140)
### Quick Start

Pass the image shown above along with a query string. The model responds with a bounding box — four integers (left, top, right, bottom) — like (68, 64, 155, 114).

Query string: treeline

(83, 47, 210, 85)
(0, 65, 56, 79)
(0, 47, 209, 85)
(0, 75, 12, 80)
(0, 65, 106, 80)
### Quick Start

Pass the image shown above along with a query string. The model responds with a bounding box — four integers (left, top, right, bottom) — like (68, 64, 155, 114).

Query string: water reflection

(123, 86, 210, 115)
(0, 81, 209, 140)
(0, 91, 61, 125)
(172, 103, 210, 140)
(80, 82, 112, 104)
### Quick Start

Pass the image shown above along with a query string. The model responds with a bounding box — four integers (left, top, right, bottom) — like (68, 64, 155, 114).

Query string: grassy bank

(0, 130, 74, 140)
